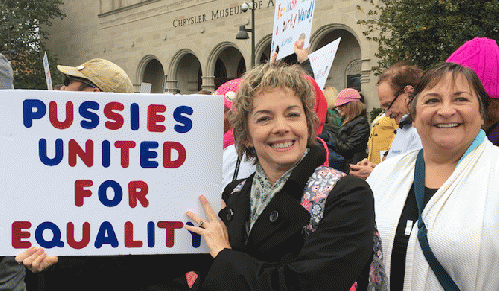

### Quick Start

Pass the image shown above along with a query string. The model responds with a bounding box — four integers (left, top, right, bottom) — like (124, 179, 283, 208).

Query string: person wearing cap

(57, 58, 134, 93)
(350, 62, 423, 180)
(319, 88, 370, 173)
(447, 37, 499, 146)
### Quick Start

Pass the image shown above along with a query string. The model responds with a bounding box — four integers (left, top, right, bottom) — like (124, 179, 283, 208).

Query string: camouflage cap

(58, 58, 134, 93)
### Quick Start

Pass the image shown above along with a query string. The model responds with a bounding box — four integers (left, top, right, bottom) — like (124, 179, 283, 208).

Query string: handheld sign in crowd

(0, 90, 223, 256)
(309, 37, 342, 89)
(43, 52, 53, 90)
(271, 0, 316, 60)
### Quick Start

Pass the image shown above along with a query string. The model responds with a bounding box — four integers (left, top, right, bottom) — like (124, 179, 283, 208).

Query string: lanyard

(414, 150, 461, 291)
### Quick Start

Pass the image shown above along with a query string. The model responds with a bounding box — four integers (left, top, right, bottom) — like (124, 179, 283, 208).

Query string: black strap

(414, 150, 461, 291)
(232, 156, 241, 182)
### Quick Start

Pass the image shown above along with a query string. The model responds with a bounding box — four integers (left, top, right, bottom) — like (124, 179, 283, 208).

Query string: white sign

(43, 52, 53, 90)
(271, 0, 316, 60)
(309, 37, 341, 89)
(0, 90, 223, 255)
(140, 82, 152, 93)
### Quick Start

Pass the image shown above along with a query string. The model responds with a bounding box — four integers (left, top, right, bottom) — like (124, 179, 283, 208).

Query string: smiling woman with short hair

(368, 62, 499, 290)
(185, 63, 377, 291)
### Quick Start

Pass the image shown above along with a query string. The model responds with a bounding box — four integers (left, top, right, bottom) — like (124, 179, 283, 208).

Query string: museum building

(44, 0, 381, 109)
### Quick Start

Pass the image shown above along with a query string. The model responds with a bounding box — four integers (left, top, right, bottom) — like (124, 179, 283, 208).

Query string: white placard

(271, 0, 316, 60)
(0, 90, 223, 255)
(43, 52, 53, 90)
(309, 37, 341, 89)
(140, 82, 152, 93)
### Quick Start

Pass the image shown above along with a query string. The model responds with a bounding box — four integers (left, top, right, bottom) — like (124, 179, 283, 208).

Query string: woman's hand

(185, 195, 231, 258)
(294, 39, 309, 64)
(350, 159, 376, 180)
(15, 246, 58, 272)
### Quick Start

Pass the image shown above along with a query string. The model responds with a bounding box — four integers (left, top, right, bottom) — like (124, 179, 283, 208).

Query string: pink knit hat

(446, 37, 499, 98)
(335, 88, 361, 107)
(214, 78, 242, 109)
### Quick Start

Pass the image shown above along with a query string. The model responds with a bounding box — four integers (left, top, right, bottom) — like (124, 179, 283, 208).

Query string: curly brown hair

(230, 63, 318, 160)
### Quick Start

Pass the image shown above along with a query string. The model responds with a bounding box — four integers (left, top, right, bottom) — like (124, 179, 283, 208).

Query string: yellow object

(367, 113, 398, 164)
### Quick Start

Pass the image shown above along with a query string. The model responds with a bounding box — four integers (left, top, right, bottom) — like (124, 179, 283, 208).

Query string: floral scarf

(247, 148, 309, 233)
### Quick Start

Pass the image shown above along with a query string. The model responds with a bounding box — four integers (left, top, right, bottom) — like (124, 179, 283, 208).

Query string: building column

(164, 79, 179, 94)
(360, 58, 371, 84)
(201, 75, 216, 92)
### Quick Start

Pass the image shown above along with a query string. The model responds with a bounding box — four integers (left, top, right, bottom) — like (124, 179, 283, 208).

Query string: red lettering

(75, 180, 93, 206)
(49, 101, 74, 129)
(104, 102, 125, 130)
(125, 221, 143, 248)
(12, 221, 32, 249)
(128, 180, 149, 208)
(157, 221, 183, 247)
(147, 104, 166, 133)
(163, 142, 186, 168)
(69, 139, 94, 167)
(67, 222, 90, 249)
(114, 141, 137, 168)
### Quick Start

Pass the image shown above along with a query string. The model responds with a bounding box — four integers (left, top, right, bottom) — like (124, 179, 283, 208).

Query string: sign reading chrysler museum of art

(271, 0, 316, 60)
(309, 37, 341, 89)
(0, 90, 223, 255)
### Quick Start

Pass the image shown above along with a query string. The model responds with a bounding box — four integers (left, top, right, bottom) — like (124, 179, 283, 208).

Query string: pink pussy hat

(447, 37, 499, 98)
(335, 88, 361, 107)
(214, 78, 242, 109)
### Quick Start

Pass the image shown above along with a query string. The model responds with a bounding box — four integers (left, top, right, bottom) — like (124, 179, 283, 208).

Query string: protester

(0, 53, 27, 291)
(319, 88, 370, 173)
(185, 63, 375, 290)
(323, 86, 342, 127)
(57, 58, 134, 93)
(368, 62, 499, 290)
(446, 37, 499, 146)
(351, 61, 423, 179)
(366, 112, 398, 164)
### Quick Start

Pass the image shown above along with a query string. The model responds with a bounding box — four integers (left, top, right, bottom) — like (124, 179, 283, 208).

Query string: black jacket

(202, 145, 375, 291)
(319, 115, 370, 170)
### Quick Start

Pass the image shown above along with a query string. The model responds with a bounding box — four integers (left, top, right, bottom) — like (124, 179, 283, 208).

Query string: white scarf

(368, 136, 499, 290)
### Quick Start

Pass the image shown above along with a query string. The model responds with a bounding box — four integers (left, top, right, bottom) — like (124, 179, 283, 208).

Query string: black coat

(202, 145, 375, 291)
(319, 115, 370, 170)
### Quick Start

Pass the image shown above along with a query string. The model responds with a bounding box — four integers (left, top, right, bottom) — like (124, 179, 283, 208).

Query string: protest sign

(140, 82, 152, 93)
(309, 37, 341, 89)
(271, 0, 316, 60)
(0, 90, 223, 256)
(43, 52, 53, 90)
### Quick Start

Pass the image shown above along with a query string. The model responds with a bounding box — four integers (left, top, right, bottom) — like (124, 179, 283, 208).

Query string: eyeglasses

(385, 88, 405, 112)
(64, 75, 99, 90)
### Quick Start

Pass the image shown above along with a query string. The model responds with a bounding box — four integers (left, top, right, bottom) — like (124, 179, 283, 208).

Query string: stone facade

(44, 0, 381, 109)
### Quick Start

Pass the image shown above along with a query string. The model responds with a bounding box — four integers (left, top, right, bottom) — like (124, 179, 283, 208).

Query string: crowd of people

(1, 36, 499, 291)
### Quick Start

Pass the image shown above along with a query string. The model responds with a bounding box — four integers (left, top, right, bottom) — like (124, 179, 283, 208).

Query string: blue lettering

(185, 222, 202, 248)
(23, 99, 46, 128)
(94, 221, 119, 248)
(140, 142, 159, 168)
(39, 138, 64, 166)
(131, 103, 140, 130)
(147, 221, 155, 247)
(98, 180, 123, 207)
(35, 222, 64, 248)
(173, 106, 193, 133)
(79, 101, 100, 129)
(102, 140, 111, 168)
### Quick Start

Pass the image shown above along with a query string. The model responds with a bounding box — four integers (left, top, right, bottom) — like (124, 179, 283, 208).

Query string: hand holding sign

(271, 0, 316, 60)
(294, 38, 309, 63)
(185, 195, 231, 258)
(15, 246, 58, 272)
